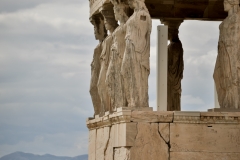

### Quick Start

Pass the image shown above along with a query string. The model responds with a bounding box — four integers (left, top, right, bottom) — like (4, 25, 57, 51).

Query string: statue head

(104, 18, 118, 31)
(161, 19, 183, 42)
(113, 3, 130, 22)
(100, 4, 119, 32)
(90, 14, 107, 41)
(224, 0, 239, 12)
(128, 0, 147, 11)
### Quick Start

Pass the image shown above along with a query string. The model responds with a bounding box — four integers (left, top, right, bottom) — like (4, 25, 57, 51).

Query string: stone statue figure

(163, 20, 184, 111)
(97, 4, 119, 115)
(213, 0, 240, 109)
(89, 14, 107, 116)
(121, 0, 152, 108)
(106, 1, 130, 111)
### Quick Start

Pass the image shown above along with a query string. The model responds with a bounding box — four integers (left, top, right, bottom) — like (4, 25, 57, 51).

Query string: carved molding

(86, 110, 240, 130)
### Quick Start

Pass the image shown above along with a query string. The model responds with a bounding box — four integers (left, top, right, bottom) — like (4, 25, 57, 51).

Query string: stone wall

(86, 109, 240, 160)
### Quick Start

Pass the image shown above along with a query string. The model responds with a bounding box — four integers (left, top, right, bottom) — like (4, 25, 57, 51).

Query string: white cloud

(182, 95, 205, 105)
(0, 1, 91, 36)
(0, 0, 94, 157)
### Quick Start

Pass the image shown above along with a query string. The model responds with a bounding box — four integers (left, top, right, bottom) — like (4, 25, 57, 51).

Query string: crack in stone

(158, 124, 171, 160)
(134, 123, 138, 141)
(125, 122, 138, 160)
(104, 127, 111, 160)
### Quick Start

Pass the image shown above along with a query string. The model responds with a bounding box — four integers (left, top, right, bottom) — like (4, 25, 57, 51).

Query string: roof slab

(89, 0, 228, 21)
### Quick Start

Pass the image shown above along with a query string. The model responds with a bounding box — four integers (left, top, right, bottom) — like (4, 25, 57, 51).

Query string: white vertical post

(214, 83, 220, 108)
(156, 25, 168, 111)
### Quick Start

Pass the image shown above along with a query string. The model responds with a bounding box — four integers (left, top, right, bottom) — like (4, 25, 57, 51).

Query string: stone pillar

(89, 13, 107, 116)
(213, 0, 240, 110)
(156, 25, 168, 111)
(161, 19, 184, 111)
(97, 3, 118, 116)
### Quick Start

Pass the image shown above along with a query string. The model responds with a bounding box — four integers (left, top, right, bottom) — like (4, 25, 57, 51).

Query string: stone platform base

(208, 108, 240, 112)
(86, 109, 240, 160)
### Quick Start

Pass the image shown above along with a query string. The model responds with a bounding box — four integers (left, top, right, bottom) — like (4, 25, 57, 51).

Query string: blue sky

(0, 0, 221, 157)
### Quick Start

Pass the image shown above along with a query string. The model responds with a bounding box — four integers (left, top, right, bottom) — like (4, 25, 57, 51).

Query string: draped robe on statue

(214, 10, 240, 109)
(106, 25, 127, 110)
(167, 40, 183, 111)
(121, 9, 151, 108)
(98, 35, 113, 114)
(90, 43, 102, 115)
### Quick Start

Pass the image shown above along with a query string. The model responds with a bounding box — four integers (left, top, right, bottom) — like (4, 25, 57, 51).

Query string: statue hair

(114, 3, 130, 22)
(226, 0, 239, 5)
(90, 14, 107, 39)
(225, 0, 240, 13)
(135, 0, 149, 13)
(104, 18, 119, 29)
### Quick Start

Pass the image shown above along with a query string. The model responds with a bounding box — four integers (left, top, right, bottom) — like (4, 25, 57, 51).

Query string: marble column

(89, 14, 107, 116)
(161, 19, 184, 111)
(213, 0, 240, 109)
(97, 3, 118, 115)
(156, 25, 168, 111)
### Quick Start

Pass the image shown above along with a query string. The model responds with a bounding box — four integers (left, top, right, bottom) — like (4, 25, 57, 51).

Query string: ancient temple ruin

(86, 0, 240, 159)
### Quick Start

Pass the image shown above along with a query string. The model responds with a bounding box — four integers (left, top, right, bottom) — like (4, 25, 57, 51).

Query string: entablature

(89, 0, 227, 21)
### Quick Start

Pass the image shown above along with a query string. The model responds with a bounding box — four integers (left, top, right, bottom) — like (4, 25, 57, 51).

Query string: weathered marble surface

(90, 0, 152, 115)
(173, 111, 200, 123)
(96, 127, 110, 160)
(129, 123, 169, 160)
(105, 125, 114, 160)
(201, 112, 240, 123)
(97, 4, 118, 115)
(114, 147, 130, 160)
(89, 0, 227, 20)
(88, 129, 96, 160)
(87, 110, 240, 160)
(89, 14, 107, 116)
(159, 123, 170, 143)
(121, 0, 152, 108)
(170, 123, 240, 152)
(170, 152, 240, 160)
(113, 123, 137, 147)
(214, 0, 240, 109)
(131, 111, 173, 123)
(162, 19, 183, 111)
(106, 2, 130, 111)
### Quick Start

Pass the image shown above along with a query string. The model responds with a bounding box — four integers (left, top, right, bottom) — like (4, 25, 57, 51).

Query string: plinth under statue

(86, 0, 240, 159)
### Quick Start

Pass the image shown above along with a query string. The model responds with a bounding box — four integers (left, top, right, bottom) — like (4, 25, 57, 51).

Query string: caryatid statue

(121, 0, 152, 108)
(106, 1, 130, 111)
(213, 0, 240, 109)
(97, 4, 118, 115)
(162, 19, 184, 111)
(89, 14, 107, 116)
